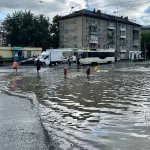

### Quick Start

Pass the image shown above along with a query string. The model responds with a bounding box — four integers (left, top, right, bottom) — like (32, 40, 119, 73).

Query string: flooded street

(1, 62, 150, 150)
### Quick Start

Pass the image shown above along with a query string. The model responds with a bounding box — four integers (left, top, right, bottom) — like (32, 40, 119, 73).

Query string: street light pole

(115, 20, 118, 62)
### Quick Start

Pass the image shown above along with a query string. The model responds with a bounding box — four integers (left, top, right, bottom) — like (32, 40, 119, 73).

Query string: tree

(141, 32, 150, 58)
(2, 10, 51, 50)
(50, 15, 61, 48)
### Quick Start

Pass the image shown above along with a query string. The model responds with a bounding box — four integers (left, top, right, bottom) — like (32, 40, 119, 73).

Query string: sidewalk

(0, 92, 49, 150)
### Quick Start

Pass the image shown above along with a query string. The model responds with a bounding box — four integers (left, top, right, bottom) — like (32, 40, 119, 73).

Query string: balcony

(89, 39, 98, 44)
(89, 26, 98, 35)
(133, 27, 140, 31)
(120, 35, 126, 39)
(108, 26, 115, 30)
(120, 46, 127, 52)
(108, 32, 115, 38)
(120, 27, 126, 31)
(133, 40, 139, 47)
(89, 31, 98, 35)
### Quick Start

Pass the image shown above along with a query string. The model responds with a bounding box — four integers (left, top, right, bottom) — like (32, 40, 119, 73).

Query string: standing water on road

(1, 63, 150, 150)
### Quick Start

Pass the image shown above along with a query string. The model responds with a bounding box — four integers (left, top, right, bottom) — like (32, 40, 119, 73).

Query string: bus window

(98, 53, 106, 59)
(81, 52, 87, 58)
(88, 52, 98, 57)
(103, 52, 115, 57)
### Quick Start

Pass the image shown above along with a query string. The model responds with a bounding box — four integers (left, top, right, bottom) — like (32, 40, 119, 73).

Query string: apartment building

(59, 9, 141, 60)
(0, 25, 6, 46)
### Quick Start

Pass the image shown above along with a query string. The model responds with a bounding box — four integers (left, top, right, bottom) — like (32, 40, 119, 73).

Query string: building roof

(60, 9, 141, 27)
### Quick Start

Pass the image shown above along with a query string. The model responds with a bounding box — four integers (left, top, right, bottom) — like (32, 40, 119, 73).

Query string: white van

(35, 50, 64, 66)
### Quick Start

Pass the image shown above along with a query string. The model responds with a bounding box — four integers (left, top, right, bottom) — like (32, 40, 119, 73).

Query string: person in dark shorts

(68, 56, 71, 66)
(77, 56, 80, 66)
(36, 58, 41, 73)
(86, 66, 90, 77)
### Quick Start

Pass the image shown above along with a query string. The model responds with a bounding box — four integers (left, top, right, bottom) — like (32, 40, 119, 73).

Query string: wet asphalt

(0, 92, 49, 150)
(1, 61, 150, 150)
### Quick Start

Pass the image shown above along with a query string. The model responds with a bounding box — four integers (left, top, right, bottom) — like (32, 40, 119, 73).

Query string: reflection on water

(1, 65, 150, 149)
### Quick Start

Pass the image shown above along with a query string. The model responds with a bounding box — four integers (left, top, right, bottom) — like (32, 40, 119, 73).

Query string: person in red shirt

(12, 61, 18, 74)
(64, 67, 67, 76)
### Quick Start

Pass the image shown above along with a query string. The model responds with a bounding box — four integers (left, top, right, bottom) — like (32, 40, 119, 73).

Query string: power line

(136, 15, 150, 18)
(96, 0, 142, 8)
(116, 0, 150, 12)
(37, 0, 69, 8)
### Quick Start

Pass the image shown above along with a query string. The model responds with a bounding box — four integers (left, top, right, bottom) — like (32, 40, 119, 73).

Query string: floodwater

(1, 63, 150, 150)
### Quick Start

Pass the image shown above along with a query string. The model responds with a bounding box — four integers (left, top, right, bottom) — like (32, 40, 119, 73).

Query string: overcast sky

(0, 0, 150, 25)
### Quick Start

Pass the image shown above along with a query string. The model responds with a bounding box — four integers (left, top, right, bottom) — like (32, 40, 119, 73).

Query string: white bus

(78, 49, 115, 65)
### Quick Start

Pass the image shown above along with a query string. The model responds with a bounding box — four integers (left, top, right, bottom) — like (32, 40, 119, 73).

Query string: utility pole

(115, 20, 118, 62)
(82, 10, 84, 49)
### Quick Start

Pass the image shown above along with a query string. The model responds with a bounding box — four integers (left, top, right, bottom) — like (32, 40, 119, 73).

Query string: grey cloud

(0, 0, 69, 16)
(0, 0, 150, 25)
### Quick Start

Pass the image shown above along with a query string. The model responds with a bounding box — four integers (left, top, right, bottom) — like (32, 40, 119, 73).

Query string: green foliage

(2, 10, 61, 49)
(50, 15, 61, 48)
(141, 32, 150, 52)
(2, 10, 51, 49)
(141, 32, 150, 44)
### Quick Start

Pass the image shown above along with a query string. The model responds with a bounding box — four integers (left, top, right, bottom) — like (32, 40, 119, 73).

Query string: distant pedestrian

(68, 56, 71, 66)
(12, 61, 18, 74)
(86, 66, 90, 77)
(64, 67, 67, 76)
(36, 58, 41, 73)
(77, 56, 80, 66)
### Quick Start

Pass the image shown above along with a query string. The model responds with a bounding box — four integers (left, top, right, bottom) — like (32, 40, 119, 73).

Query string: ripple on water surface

(1, 66, 150, 149)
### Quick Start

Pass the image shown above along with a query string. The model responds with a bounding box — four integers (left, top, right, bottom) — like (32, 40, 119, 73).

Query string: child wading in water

(64, 67, 67, 76)
(64, 67, 67, 79)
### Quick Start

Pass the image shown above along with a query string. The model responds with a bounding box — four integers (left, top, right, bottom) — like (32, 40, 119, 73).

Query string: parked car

(20, 58, 35, 65)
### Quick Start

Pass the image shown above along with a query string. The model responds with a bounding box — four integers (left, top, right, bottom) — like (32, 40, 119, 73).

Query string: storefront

(0, 46, 42, 62)
(129, 51, 142, 60)
(13, 47, 24, 61)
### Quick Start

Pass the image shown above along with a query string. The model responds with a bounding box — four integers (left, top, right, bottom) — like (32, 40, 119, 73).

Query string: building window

(98, 45, 100, 48)
(120, 31, 126, 36)
(86, 36, 88, 40)
(27, 51, 31, 58)
(74, 45, 77, 48)
(92, 20, 95, 24)
(86, 19, 89, 23)
(65, 37, 67, 42)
